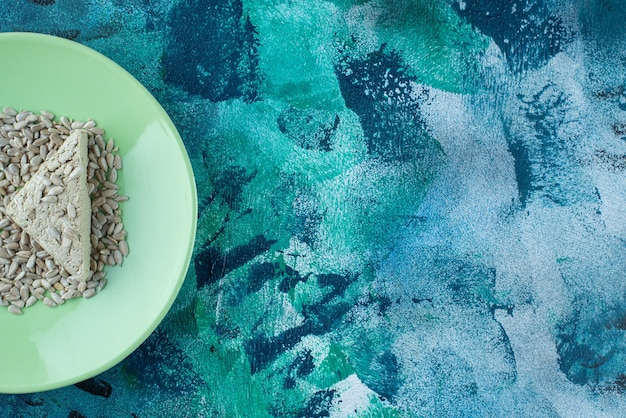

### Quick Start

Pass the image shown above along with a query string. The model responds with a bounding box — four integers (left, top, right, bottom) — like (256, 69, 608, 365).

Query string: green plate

(0, 32, 197, 393)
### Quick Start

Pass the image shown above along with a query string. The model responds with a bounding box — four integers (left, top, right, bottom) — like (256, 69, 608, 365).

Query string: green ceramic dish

(0, 32, 197, 393)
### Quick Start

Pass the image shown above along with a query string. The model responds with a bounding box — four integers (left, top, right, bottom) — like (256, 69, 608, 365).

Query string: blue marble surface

(2, 0, 626, 416)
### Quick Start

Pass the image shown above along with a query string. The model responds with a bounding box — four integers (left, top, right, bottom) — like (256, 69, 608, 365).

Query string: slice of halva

(6, 129, 91, 281)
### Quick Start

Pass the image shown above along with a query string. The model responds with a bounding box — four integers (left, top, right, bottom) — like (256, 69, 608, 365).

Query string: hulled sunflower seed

(50, 292, 64, 305)
(25, 295, 37, 307)
(8, 304, 22, 314)
(50, 173, 63, 186)
(40, 110, 54, 120)
(67, 203, 76, 219)
(4, 294, 19, 301)
(19, 285, 28, 301)
(82, 120, 96, 129)
(59, 116, 70, 130)
(68, 166, 83, 180)
(77, 281, 87, 293)
(47, 225, 61, 242)
(2, 107, 17, 117)
(47, 186, 64, 196)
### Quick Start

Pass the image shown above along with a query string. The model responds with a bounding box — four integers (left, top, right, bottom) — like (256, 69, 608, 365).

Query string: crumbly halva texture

(6, 129, 91, 281)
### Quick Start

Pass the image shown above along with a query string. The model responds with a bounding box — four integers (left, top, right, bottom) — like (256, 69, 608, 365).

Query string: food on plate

(0, 106, 129, 314)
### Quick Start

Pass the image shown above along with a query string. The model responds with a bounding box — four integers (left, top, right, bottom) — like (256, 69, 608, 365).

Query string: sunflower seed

(19, 285, 28, 301)
(61, 237, 72, 248)
(105, 152, 114, 170)
(47, 186, 64, 196)
(67, 203, 76, 219)
(47, 225, 61, 242)
(101, 203, 113, 215)
(33, 288, 44, 299)
(59, 116, 70, 130)
(8, 260, 19, 276)
(14, 120, 28, 130)
(98, 156, 108, 171)
(108, 168, 118, 183)
(106, 198, 119, 210)
(4, 293, 19, 301)
(100, 188, 117, 198)
(50, 133, 63, 146)
(68, 166, 83, 180)
(45, 116, 56, 130)
(95, 169, 106, 183)
(77, 280, 87, 293)
(92, 196, 106, 207)
(113, 250, 123, 265)
(15, 251, 30, 259)
(50, 173, 63, 186)
(50, 292, 64, 305)
(45, 269, 59, 279)
(2, 107, 17, 117)
(30, 154, 43, 166)
(15, 111, 29, 122)
(8, 304, 22, 314)
(11, 298, 25, 308)
(25, 295, 37, 307)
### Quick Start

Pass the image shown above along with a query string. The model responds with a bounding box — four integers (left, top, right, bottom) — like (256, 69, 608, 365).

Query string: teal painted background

(2, 0, 626, 416)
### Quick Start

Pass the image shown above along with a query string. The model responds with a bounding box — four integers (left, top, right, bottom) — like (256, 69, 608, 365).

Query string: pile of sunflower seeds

(0, 106, 129, 314)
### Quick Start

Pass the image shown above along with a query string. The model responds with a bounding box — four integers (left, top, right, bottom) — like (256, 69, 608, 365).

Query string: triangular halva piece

(7, 129, 91, 281)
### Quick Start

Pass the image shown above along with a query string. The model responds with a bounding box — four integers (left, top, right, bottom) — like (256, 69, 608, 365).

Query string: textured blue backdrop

(2, 0, 626, 417)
